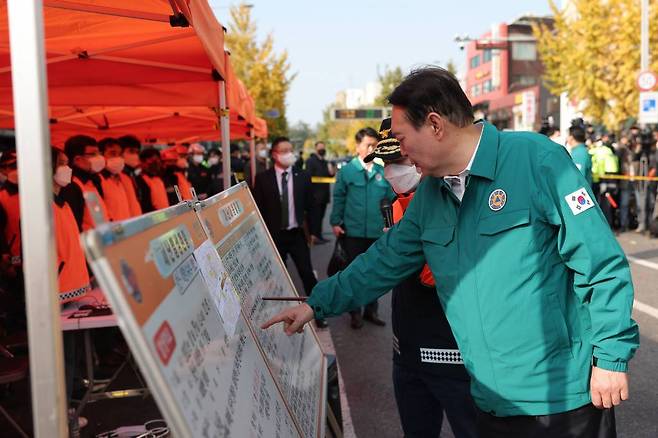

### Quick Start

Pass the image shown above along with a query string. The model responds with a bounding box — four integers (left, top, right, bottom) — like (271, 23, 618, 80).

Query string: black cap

(364, 118, 401, 163)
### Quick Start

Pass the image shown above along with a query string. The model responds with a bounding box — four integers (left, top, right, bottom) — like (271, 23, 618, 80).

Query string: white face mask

(88, 155, 106, 174)
(123, 152, 140, 168)
(384, 163, 421, 195)
(275, 151, 296, 168)
(208, 156, 220, 166)
(176, 158, 189, 169)
(54, 165, 73, 187)
(106, 157, 125, 175)
(192, 154, 204, 164)
(258, 149, 268, 159)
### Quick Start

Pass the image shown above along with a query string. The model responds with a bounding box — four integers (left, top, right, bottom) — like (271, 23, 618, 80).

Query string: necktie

(281, 171, 289, 229)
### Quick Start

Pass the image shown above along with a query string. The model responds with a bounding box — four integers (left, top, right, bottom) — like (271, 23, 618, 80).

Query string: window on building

(470, 55, 481, 69)
(471, 83, 481, 97)
(511, 42, 537, 61)
(512, 75, 537, 87)
(483, 79, 493, 93)
(482, 49, 492, 63)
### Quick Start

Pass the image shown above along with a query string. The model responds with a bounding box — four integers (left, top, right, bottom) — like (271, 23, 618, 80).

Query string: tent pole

(219, 81, 231, 189)
(7, 1, 68, 436)
(249, 128, 256, 187)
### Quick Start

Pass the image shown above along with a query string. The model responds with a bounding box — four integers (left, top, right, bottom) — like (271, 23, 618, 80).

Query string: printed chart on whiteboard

(198, 184, 327, 438)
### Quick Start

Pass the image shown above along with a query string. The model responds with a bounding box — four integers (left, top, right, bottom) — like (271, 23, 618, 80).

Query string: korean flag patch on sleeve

(565, 188, 595, 215)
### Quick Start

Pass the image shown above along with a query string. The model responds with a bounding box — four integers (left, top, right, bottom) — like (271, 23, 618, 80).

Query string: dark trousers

(343, 236, 378, 316)
(274, 228, 317, 296)
(476, 403, 616, 438)
(393, 363, 477, 438)
(310, 200, 328, 238)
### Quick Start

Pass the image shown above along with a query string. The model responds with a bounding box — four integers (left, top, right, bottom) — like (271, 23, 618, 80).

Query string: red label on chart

(154, 321, 176, 366)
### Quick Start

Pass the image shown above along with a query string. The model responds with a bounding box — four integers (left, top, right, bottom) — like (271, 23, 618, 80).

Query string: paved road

(289, 229, 658, 438)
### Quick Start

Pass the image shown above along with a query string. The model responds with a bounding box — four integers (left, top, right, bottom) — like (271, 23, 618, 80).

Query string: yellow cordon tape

(311, 176, 336, 184)
(599, 174, 658, 182)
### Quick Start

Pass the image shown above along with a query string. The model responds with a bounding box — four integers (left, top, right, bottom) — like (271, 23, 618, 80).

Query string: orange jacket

(140, 174, 170, 211)
(101, 173, 132, 221)
(53, 199, 89, 303)
(72, 176, 108, 231)
(393, 193, 435, 287)
(0, 188, 20, 259)
(119, 172, 142, 217)
(175, 172, 194, 201)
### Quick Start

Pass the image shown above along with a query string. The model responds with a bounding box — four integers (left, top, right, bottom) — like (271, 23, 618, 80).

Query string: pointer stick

(261, 296, 308, 302)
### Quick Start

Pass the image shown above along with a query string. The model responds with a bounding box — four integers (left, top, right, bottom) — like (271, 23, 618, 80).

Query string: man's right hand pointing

(261, 303, 315, 335)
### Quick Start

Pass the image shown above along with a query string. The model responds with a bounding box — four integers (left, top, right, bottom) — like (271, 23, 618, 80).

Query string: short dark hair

(271, 136, 291, 151)
(64, 135, 97, 162)
(354, 128, 378, 143)
(208, 148, 221, 157)
(569, 125, 587, 143)
(389, 66, 474, 128)
(98, 137, 121, 153)
(117, 135, 141, 151)
(139, 147, 161, 161)
(314, 141, 325, 148)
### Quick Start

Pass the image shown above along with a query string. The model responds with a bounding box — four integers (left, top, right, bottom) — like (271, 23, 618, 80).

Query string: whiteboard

(82, 183, 326, 437)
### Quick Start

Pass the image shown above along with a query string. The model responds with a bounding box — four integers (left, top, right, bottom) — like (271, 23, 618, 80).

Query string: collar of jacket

(468, 121, 499, 181)
(2, 181, 18, 195)
(53, 190, 66, 207)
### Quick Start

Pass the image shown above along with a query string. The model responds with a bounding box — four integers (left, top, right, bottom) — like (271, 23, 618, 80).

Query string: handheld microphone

(380, 198, 394, 228)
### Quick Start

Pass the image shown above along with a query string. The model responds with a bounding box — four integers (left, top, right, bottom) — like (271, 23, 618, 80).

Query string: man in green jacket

(567, 125, 593, 187)
(330, 127, 396, 328)
(263, 67, 638, 437)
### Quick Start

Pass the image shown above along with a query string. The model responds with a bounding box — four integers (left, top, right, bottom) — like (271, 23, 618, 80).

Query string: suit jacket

(253, 167, 313, 238)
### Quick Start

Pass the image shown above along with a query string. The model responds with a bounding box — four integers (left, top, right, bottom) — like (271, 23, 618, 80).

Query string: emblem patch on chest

(488, 189, 507, 211)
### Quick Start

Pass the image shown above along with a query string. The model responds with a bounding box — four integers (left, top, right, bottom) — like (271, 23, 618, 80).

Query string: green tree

(374, 65, 405, 105)
(446, 59, 458, 76)
(225, 3, 296, 139)
(535, 0, 658, 129)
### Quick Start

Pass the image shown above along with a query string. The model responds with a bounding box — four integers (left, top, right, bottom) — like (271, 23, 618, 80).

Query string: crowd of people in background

(541, 120, 658, 237)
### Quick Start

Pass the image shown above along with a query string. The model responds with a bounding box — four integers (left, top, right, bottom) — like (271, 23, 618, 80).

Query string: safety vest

(101, 174, 132, 221)
(72, 176, 108, 231)
(0, 188, 20, 260)
(141, 174, 170, 211)
(393, 192, 434, 287)
(175, 172, 194, 200)
(52, 200, 89, 303)
(589, 145, 619, 183)
(119, 173, 142, 217)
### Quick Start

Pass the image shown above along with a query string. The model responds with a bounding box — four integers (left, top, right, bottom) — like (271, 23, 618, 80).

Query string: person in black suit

(253, 136, 327, 328)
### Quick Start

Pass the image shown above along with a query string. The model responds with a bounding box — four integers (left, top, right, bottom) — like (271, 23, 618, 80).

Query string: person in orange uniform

(161, 145, 194, 204)
(135, 148, 169, 213)
(51, 147, 90, 304)
(0, 148, 21, 269)
(0, 145, 25, 330)
(63, 135, 109, 230)
(98, 137, 142, 220)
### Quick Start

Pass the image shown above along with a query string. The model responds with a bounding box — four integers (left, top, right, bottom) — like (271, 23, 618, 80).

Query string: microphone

(380, 198, 394, 228)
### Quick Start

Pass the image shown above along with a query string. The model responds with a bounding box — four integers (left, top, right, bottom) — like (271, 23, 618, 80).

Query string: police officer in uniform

(366, 119, 477, 437)
(264, 67, 638, 437)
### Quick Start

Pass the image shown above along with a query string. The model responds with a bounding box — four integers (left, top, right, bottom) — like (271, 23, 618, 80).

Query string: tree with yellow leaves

(225, 3, 295, 139)
(535, 0, 658, 129)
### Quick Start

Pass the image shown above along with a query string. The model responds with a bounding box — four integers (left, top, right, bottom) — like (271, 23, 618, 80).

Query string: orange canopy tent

(0, 0, 265, 143)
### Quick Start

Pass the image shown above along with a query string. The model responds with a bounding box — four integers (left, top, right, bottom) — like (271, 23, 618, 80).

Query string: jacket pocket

(545, 292, 573, 357)
(421, 226, 455, 246)
(478, 208, 530, 236)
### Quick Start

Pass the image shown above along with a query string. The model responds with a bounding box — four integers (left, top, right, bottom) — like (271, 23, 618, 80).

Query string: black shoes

(350, 313, 364, 329)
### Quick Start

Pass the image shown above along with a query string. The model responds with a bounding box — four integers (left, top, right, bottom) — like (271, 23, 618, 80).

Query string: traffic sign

(637, 71, 657, 91)
(639, 91, 658, 124)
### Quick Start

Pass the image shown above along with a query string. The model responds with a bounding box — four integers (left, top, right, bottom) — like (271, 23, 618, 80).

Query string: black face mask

(317, 149, 326, 157)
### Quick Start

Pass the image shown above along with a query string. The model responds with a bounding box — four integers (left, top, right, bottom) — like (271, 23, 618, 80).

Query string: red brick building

(464, 15, 559, 131)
